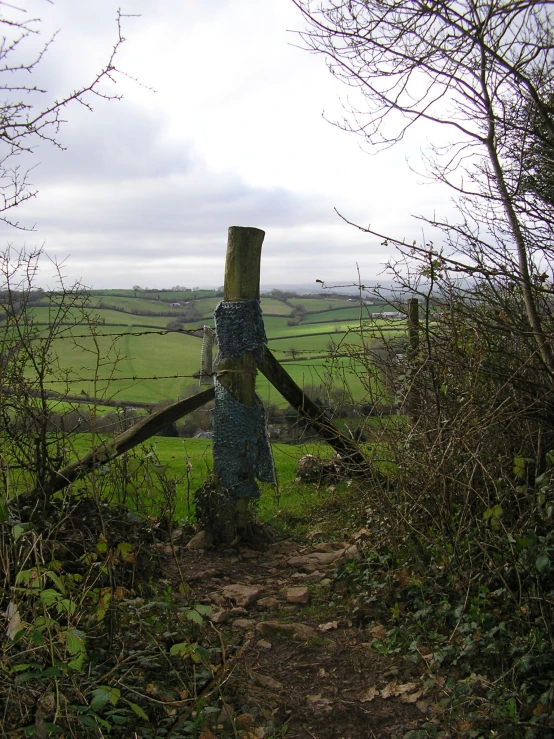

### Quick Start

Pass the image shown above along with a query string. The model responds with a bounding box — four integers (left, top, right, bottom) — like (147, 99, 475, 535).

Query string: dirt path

(170, 533, 447, 739)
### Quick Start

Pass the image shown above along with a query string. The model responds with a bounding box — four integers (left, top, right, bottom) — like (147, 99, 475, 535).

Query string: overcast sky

(0, 0, 452, 290)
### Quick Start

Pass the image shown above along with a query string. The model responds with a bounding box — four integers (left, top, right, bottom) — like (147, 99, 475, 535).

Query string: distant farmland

(26, 288, 405, 408)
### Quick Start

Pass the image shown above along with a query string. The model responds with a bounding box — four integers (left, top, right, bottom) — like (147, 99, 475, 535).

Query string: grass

(91, 295, 196, 315)
(259, 297, 293, 316)
(260, 315, 294, 335)
(28, 305, 204, 329)
(21, 290, 404, 409)
(269, 322, 375, 339)
(67, 434, 338, 523)
(301, 305, 386, 323)
(193, 296, 292, 319)
(269, 330, 360, 355)
(39, 320, 389, 407)
(257, 355, 377, 408)
(46, 329, 203, 403)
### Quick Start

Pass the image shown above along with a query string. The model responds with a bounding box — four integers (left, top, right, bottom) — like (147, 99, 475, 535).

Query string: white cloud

(0, 0, 454, 289)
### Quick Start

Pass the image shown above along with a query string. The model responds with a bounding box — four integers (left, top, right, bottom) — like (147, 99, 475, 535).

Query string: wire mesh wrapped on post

(213, 380, 275, 499)
(213, 299, 275, 499)
(214, 300, 267, 362)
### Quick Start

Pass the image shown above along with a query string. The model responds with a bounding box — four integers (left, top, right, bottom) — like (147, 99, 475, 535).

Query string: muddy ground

(162, 531, 451, 739)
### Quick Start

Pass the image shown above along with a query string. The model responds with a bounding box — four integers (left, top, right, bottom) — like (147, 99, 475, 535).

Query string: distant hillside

(14, 287, 406, 409)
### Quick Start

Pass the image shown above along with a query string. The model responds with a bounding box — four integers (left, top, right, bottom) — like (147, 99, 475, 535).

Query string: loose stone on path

(222, 584, 261, 607)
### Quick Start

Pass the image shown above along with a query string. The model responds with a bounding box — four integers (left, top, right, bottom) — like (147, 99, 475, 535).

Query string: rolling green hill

(18, 288, 406, 408)
(301, 305, 386, 322)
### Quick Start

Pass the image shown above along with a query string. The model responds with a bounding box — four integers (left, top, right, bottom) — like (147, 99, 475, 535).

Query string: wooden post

(217, 227, 265, 403)
(216, 226, 265, 529)
(407, 298, 420, 420)
(407, 298, 419, 354)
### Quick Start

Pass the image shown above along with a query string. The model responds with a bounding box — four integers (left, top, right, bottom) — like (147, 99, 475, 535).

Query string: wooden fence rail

(26, 387, 215, 500)
(257, 345, 367, 469)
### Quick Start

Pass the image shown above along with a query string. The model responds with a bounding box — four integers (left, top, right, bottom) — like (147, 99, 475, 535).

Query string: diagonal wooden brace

(257, 345, 368, 470)
(20, 386, 215, 501)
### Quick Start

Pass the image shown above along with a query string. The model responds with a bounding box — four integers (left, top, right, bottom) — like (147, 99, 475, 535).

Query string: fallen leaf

(318, 621, 339, 631)
(428, 702, 445, 715)
(198, 729, 215, 739)
(236, 713, 253, 730)
(318, 668, 327, 678)
(370, 623, 387, 639)
(396, 682, 418, 695)
(34, 707, 47, 739)
(307, 694, 322, 703)
(306, 694, 332, 710)
(6, 603, 21, 640)
(6, 602, 17, 618)
(401, 689, 424, 704)
(380, 681, 398, 699)
(360, 686, 380, 702)
(416, 699, 430, 714)
(458, 720, 472, 731)
(252, 673, 283, 691)
(381, 681, 418, 699)
(396, 567, 411, 586)
(470, 673, 489, 689)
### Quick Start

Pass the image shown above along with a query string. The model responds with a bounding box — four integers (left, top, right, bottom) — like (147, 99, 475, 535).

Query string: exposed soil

(164, 531, 450, 739)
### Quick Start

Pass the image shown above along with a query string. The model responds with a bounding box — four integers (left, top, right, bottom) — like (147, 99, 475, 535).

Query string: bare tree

(0, 3, 137, 229)
(293, 0, 554, 380)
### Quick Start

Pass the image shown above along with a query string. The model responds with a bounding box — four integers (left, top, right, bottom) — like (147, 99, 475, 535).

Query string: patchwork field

(22, 288, 404, 408)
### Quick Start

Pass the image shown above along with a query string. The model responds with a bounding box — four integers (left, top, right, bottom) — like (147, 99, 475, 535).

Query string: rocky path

(169, 533, 448, 739)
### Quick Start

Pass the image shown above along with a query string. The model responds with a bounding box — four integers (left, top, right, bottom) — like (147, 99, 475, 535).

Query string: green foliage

(1, 487, 226, 737)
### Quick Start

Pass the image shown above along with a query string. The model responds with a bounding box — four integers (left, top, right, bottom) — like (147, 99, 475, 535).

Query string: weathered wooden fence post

(211, 226, 274, 537)
(407, 298, 419, 354)
(407, 297, 420, 420)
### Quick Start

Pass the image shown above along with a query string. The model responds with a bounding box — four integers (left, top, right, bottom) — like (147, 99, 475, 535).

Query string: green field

(46, 329, 204, 403)
(18, 288, 406, 408)
(259, 297, 293, 315)
(193, 296, 293, 318)
(269, 329, 363, 354)
(261, 315, 293, 335)
(28, 305, 182, 328)
(68, 434, 338, 521)
(91, 295, 196, 316)
(287, 297, 352, 311)
(268, 322, 368, 339)
(302, 305, 385, 323)
(257, 356, 374, 408)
